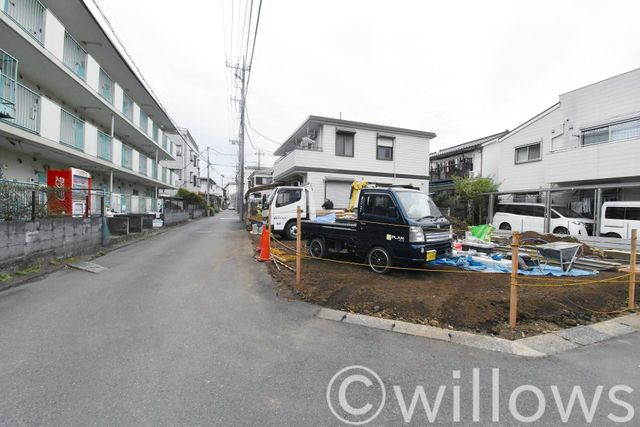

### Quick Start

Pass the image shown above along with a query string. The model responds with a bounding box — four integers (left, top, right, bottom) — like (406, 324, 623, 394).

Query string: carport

(486, 181, 640, 237)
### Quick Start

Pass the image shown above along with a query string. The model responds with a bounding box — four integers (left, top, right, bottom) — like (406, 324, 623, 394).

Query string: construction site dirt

(257, 234, 639, 341)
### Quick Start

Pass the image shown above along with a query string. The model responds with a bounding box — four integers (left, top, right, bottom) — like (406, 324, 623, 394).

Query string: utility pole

(206, 147, 211, 209)
(256, 149, 262, 168)
(227, 61, 250, 221)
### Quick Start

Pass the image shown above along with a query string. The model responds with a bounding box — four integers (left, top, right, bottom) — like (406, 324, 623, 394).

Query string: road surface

(0, 211, 638, 425)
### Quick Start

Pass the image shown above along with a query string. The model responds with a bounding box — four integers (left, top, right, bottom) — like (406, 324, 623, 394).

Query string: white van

(262, 185, 317, 239)
(600, 201, 640, 239)
(492, 203, 593, 236)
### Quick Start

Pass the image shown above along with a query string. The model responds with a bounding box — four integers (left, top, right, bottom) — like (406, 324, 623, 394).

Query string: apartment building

(272, 116, 435, 210)
(160, 127, 200, 196)
(482, 67, 640, 218)
(0, 0, 178, 214)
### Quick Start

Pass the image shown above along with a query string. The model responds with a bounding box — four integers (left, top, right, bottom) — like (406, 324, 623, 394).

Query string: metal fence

(3, 0, 46, 44)
(0, 180, 106, 222)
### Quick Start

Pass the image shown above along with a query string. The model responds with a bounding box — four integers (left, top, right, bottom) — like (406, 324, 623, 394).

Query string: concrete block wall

(0, 217, 104, 270)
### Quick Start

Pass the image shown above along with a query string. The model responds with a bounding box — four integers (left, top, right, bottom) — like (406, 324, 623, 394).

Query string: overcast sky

(93, 0, 640, 183)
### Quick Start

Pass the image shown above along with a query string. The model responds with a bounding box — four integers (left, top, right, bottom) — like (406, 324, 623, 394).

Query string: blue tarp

(315, 212, 337, 223)
(428, 256, 597, 276)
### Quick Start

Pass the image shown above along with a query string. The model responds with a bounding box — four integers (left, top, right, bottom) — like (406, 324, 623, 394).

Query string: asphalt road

(1, 211, 639, 426)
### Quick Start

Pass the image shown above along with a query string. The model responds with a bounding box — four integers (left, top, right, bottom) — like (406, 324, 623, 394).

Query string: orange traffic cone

(256, 225, 269, 253)
(256, 227, 272, 262)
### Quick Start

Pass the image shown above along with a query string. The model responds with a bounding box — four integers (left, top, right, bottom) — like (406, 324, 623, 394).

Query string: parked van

(600, 202, 640, 239)
(492, 203, 592, 236)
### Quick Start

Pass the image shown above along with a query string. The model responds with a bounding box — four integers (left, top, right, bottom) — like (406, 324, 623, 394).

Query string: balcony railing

(139, 153, 147, 175)
(3, 0, 46, 44)
(1, 82, 39, 133)
(63, 32, 87, 80)
(122, 93, 133, 121)
(0, 48, 18, 119)
(98, 68, 114, 104)
(60, 109, 84, 151)
(97, 130, 112, 161)
(430, 162, 473, 182)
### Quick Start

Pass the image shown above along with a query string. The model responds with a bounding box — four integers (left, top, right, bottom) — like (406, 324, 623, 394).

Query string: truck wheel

(499, 223, 511, 231)
(284, 220, 298, 240)
(367, 246, 391, 274)
(604, 232, 622, 239)
(553, 226, 569, 235)
(309, 238, 326, 258)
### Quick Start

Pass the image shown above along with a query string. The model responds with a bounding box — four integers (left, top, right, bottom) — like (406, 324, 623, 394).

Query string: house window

(376, 136, 394, 161)
(583, 118, 640, 146)
(515, 142, 541, 164)
(335, 131, 354, 157)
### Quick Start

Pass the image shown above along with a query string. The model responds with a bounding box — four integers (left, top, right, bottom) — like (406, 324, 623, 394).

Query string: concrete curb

(315, 308, 640, 357)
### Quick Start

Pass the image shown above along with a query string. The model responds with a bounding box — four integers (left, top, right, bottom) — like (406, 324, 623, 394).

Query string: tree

(452, 176, 499, 225)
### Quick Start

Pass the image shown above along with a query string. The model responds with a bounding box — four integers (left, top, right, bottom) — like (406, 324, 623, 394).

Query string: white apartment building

(0, 0, 179, 214)
(272, 116, 435, 210)
(482, 68, 640, 212)
(160, 127, 200, 196)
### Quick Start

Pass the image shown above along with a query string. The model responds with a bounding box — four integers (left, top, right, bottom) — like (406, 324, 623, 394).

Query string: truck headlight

(409, 226, 425, 243)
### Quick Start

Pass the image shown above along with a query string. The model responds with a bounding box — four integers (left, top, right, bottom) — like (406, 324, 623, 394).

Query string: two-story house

(482, 67, 640, 217)
(272, 116, 435, 210)
(430, 130, 509, 195)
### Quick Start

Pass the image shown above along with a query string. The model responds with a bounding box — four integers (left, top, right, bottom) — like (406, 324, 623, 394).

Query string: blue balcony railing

(3, 0, 46, 44)
(60, 109, 84, 151)
(63, 32, 87, 80)
(1, 82, 40, 133)
(98, 68, 114, 104)
(97, 130, 112, 161)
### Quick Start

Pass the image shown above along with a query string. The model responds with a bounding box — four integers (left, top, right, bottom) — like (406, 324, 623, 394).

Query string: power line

(245, 105, 280, 145)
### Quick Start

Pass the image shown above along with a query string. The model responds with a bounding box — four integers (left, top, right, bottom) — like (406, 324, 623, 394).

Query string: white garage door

(324, 181, 352, 210)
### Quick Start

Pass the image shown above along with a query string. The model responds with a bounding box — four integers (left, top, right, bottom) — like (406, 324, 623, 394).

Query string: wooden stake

(509, 232, 520, 328)
(629, 229, 637, 310)
(295, 206, 302, 288)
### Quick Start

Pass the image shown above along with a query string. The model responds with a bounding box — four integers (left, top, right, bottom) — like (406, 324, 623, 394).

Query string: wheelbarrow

(534, 241, 583, 272)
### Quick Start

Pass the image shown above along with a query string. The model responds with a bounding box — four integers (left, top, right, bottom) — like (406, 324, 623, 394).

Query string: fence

(2, 0, 46, 44)
(3, 82, 40, 133)
(0, 180, 106, 221)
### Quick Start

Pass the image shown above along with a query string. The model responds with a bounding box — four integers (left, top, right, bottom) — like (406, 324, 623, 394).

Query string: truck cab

(302, 187, 453, 273)
(262, 185, 316, 239)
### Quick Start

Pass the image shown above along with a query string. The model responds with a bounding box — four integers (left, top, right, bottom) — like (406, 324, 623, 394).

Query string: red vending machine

(47, 168, 92, 216)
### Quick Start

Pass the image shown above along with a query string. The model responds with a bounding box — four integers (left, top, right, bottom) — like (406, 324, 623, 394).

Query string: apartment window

(97, 131, 112, 161)
(63, 32, 87, 80)
(139, 153, 148, 175)
(98, 68, 114, 104)
(60, 109, 84, 151)
(376, 136, 394, 161)
(335, 131, 354, 157)
(152, 123, 159, 143)
(122, 93, 133, 121)
(515, 142, 541, 164)
(121, 145, 133, 169)
(583, 118, 640, 146)
(139, 109, 148, 133)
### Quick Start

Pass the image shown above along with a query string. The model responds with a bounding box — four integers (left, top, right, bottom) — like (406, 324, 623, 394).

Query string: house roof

(274, 115, 437, 156)
(430, 130, 509, 160)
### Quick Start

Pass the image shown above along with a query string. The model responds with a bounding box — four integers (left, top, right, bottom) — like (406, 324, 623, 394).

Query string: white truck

(262, 185, 317, 239)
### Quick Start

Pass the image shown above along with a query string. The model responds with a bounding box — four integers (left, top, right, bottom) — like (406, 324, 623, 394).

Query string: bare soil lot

(256, 235, 638, 340)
